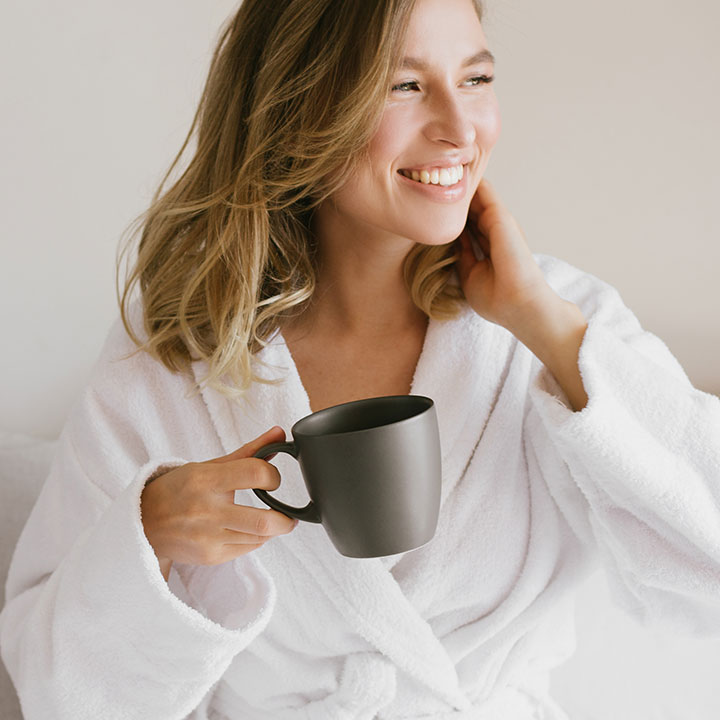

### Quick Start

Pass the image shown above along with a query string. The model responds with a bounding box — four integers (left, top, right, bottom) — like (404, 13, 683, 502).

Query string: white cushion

(0, 432, 58, 720)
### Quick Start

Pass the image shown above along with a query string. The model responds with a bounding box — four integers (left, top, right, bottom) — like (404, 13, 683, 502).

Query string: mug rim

(292, 394, 434, 439)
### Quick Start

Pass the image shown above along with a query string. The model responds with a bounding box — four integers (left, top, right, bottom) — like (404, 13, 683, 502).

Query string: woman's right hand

(140, 426, 298, 580)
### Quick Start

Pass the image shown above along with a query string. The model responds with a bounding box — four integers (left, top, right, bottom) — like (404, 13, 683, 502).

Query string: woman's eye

(391, 76, 495, 93)
(465, 75, 495, 86)
(391, 80, 420, 93)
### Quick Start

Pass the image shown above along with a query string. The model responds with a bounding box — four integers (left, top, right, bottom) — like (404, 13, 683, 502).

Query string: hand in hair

(455, 178, 553, 331)
(455, 178, 589, 411)
(140, 426, 297, 581)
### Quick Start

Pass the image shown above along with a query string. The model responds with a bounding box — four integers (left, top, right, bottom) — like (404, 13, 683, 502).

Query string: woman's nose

(423, 91, 476, 148)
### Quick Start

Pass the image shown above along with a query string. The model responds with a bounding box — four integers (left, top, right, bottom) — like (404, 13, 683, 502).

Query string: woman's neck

(292, 205, 427, 340)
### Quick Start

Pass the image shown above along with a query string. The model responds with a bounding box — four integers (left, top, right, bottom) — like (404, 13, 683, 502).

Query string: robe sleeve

(0, 317, 277, 720)
(525, 255, 720, 636)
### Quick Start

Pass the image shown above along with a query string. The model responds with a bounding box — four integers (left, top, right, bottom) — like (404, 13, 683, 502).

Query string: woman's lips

(396, 164, 469, 202)
(398, 163, 465, 187)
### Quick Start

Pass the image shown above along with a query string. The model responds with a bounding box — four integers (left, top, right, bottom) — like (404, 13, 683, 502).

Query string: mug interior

(294, 395, 432, 437)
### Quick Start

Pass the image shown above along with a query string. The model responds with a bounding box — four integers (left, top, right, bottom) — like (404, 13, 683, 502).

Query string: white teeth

(401, 164, 465, 186)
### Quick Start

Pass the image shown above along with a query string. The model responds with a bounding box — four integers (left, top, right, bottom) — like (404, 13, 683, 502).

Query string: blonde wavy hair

(117, 0, 483, 398)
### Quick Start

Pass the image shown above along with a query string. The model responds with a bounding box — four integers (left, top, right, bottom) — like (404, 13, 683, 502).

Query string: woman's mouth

(398, 163, 465, 187)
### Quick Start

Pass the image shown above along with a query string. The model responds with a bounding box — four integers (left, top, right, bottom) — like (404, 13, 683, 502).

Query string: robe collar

(193, 306, 514, 709)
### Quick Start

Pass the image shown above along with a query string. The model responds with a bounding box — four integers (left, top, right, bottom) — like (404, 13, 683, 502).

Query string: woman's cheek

(476, 96, 502, 147)
(366, 106, 412, 162)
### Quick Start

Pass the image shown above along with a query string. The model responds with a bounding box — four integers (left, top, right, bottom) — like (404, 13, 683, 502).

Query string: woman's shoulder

(88, 297, 181, 391)
(59, 298, 216, 489)
(66, 297, 201, 442)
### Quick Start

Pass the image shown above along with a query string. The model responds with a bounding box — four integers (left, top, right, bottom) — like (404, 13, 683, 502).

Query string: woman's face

(318, 0, 501, 250)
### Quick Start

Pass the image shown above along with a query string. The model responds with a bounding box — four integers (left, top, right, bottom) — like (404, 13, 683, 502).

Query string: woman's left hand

(456, 177, 590, 411)
(455, 177, 555, 332)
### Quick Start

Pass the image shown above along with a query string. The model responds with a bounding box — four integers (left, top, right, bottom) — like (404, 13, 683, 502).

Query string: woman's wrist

(507, 291, 589, 411)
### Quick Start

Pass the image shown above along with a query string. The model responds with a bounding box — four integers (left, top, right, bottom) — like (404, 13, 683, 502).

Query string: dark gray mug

(252, 395, 441, 558)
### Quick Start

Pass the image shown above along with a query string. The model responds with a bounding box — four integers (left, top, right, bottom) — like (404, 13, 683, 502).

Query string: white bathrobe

(2, 254, 720, 720)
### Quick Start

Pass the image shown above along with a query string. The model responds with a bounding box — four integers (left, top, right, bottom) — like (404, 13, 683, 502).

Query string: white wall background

(483, 0, 720, 396)
(1, 1, 719, 718)
(0, 0, 239, 438)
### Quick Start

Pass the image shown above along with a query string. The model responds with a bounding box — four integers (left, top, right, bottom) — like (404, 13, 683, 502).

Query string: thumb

(456, 228, 488, 288)
(208, 426, 286, 464)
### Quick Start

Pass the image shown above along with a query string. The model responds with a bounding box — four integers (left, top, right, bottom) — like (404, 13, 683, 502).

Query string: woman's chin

(406, 218, 468, 247)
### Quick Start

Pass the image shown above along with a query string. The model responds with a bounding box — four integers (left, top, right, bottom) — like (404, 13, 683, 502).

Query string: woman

(2, 0, 719, 718)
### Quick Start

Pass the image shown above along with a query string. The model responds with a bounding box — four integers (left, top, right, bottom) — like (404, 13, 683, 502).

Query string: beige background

(484, 0, 719, 395)
(1, 1, 719, 718)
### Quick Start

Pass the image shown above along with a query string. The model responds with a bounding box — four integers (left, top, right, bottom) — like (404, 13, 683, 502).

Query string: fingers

(220, 505, 298, 540)
(141, 427, 299, 569)
(456, 229, 478, 287)
(470, 177, 502, 214)
(205, 456, 283, 493)
(208, 426, 286, 465)
(456, 217, 490, 270)
(208, 426, 292, 492)
(464, 217, 491, 258)
(469, 178, 512, 233)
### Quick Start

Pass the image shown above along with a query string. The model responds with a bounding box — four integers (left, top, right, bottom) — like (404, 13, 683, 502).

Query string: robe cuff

(126, 458, 276, 637)
(529, 310, 697, 427)
(134, 459, 279, 632)
(47, 458, 277, 713)
(527, 314, 720, 635)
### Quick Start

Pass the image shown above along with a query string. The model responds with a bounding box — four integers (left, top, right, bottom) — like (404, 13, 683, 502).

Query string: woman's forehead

(399, 0, 487, 62)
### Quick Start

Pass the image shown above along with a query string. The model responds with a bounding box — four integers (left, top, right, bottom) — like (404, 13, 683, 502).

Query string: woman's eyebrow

(399, 49, 496, 71)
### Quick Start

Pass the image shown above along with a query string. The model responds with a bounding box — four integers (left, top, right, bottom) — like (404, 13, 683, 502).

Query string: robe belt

(213, 654, 545, 720)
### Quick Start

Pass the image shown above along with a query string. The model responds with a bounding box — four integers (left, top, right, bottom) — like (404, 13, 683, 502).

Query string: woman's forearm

(509, 293, 589, 412)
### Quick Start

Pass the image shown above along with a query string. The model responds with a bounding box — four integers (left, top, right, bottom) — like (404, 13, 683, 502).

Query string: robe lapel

(192, 309, 511, 709)
(412, 305, 517, 509)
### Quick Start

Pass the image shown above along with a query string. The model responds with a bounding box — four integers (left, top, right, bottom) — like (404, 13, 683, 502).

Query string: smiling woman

(322, 0, 499, 252)
(1, 0, 720, 719)
(116, 0, 490, 403)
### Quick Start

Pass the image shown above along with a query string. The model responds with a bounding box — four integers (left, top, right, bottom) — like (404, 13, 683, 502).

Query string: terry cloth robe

(2, 254, 720, 720)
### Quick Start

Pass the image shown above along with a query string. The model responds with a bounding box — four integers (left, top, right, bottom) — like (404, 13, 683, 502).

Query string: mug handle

(252, 442, 321, 523)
